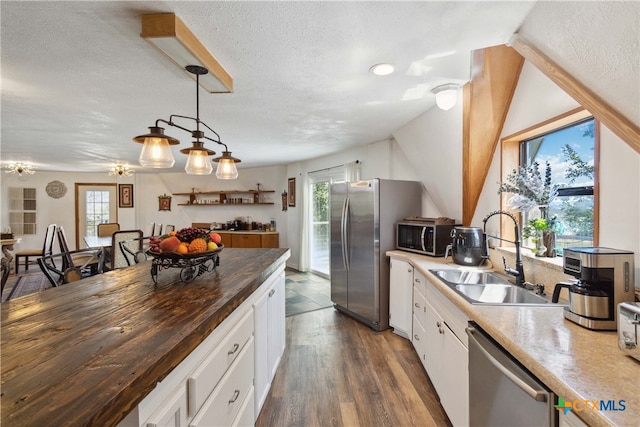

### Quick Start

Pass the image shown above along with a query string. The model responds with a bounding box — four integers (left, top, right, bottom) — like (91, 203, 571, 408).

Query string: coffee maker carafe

(552, 247, 635, 330)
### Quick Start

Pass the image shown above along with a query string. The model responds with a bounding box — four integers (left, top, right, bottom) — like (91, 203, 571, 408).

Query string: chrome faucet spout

(482, 210, 525, 287)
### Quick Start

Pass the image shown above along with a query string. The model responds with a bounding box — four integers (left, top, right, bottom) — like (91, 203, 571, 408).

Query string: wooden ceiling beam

(462, 45, 524, 226)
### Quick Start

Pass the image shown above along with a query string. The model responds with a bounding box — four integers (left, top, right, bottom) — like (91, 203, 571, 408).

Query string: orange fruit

(188, 238, 207, 253)
(176, 243, 188, 254)
(169, 231, 177, 236)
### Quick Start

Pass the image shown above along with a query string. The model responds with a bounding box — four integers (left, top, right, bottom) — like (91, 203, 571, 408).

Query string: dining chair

(38, 247, 106, 287)
(14, 223, 57, 273)
(118, 236, 149, 266)
(164, 224, 175, 234)
(97, 222, 120, 237)
(111, 230, 143, 270)
(1, 258, 10, 296)
(57, 226, 103, 275)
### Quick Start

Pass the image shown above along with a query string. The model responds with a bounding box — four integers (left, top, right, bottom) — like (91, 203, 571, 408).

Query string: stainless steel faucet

(482, 210, 525, 287)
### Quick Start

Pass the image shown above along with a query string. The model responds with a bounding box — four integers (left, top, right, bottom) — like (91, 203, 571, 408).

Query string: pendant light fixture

(133, 65, 240, 177)
(3, 162, 36, 176)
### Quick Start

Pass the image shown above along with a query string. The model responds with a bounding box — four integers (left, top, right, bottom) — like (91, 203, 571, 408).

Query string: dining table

(83, 235, 112, 249)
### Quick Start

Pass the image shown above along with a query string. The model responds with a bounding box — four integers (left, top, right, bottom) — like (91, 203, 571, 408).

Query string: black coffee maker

(552, 247, 635, 330)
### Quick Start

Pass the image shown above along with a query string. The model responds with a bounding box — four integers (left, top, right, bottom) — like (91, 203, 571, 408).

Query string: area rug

(5, 273, 52, 301)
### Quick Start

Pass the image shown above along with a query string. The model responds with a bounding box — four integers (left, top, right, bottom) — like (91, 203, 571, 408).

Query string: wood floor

(256, 307, 452, 427)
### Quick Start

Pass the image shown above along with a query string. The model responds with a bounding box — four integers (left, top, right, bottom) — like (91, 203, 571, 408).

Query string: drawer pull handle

(269, 289, 276, 297)
(229, 389, 240, 404)
(414, 303, 420, 308)
(436, 321, 441, 328)
(414, 334, 420, 340)
(228, 343, 240, 355)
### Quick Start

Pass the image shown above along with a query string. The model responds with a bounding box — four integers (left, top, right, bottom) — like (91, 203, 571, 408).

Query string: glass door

(75, 183, 117, 249)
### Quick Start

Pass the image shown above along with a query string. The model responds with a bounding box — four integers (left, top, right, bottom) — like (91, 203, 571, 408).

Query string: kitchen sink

(429, 269, 550, 306)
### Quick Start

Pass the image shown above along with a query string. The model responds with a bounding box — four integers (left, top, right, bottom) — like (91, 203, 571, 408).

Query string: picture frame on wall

(119, 184, 134, 208)
(158, 194, 171, 211)
(288, 177, 296, 207)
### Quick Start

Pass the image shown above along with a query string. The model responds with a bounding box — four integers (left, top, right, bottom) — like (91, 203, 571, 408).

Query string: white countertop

(387, 250, 639, 427)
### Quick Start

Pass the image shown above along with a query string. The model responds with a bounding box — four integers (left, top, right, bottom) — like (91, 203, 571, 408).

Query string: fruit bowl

(148, 244, 224, 260)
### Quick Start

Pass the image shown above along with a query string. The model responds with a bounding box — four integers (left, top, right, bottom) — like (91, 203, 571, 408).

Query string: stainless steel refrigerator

(330, 179, 421, 331)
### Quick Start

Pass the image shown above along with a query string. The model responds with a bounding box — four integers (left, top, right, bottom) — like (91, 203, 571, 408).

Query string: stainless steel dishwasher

(466, 323, 557, 426)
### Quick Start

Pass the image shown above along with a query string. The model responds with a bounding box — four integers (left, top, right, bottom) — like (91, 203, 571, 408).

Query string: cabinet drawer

(412, 313, 426, 364)
(145, 384, 187, 427)
(189, 337, 255, 427)
(232, 385, 255, 427)
(187, 309, 254, 416)
(413, 270, 426, 296)
(413, 286, 427, 329)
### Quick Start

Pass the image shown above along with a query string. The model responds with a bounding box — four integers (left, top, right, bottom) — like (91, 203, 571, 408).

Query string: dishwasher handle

(466, 326, 548, 402)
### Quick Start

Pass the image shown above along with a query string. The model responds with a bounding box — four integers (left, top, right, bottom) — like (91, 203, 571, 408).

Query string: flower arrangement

(497, 161, 558, 212)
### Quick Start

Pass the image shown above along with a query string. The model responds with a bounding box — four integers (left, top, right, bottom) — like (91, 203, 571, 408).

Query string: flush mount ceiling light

(109, 164, 134, 177)
(4, 162, 35, 176)
(431, 84, 459, 111)
(133, 65, 241, 178)
(369, 63, 395, 76)
(141, 13, 233, 93)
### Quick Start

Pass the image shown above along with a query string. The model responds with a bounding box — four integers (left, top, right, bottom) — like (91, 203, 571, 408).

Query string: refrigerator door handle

(341, 197, 350, 271)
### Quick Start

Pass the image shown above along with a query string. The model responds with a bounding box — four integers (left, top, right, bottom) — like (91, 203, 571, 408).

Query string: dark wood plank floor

(256, 307, 452, 427)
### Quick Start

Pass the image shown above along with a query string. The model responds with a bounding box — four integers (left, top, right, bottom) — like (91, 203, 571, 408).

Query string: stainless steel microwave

(396, 221, 456, 256)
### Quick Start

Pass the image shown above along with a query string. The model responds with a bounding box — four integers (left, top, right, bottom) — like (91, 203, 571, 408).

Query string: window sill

(494, 246, 564, 272)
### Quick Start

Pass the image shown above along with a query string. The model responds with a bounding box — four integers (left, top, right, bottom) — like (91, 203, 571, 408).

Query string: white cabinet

(422, 276, 469, 427)
(253, 268, 286, 419)
(389, 258, 414, 339)
(119, 265, 286, 427)
(411, 270, 427, 363)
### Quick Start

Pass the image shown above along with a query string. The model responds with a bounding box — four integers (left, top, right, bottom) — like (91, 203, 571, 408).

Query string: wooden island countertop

(1, 248, 290, 426)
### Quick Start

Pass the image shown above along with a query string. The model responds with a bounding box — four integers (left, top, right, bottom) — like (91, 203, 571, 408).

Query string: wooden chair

(97, 223, 120, 237)
(111, 230, 143, 270)
(38, 247, 106, 287)
(14, 223, 57, 273)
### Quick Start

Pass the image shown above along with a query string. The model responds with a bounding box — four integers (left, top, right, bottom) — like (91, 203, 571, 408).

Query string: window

(9, 187, 36, 235)
(520, 116, 596, 252)
(85, 190, 112, 237)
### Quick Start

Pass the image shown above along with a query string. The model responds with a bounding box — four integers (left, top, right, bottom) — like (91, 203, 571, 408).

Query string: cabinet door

(389, 258, 413, 338)
(440, 322, 469, 427)
(422, 301, 443, 392)
(217, 232, 233, 248)
(232, 234, 261, 248)
(145, 384, 188, 427)
(253, 290, 270, 415)
(260, 234, 279, 248)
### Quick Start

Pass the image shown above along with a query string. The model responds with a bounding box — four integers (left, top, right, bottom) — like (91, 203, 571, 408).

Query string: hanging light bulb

(181, 141, 215, 175)
(134, 126, 179, 168)
(213, 151, 240, 180)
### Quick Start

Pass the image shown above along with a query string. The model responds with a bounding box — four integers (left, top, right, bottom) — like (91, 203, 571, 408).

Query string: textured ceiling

(1, 1, 536, 173)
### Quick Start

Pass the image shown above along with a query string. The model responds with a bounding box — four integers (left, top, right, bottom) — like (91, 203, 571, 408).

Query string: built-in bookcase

(9, 187, 36, 235)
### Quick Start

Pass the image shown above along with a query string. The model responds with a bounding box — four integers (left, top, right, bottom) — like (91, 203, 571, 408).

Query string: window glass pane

(523, 118, 595, 252)
(85, 191, 111, 236)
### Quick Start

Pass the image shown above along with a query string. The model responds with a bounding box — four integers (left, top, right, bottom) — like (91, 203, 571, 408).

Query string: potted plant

(498, 161, 559, 257)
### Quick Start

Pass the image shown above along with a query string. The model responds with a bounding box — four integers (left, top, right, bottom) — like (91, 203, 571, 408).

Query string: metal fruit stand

(148, 245, 223, 284)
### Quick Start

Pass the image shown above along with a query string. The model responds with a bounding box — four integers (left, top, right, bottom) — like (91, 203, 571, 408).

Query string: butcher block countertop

(387, 250, 640, 427)
(1, 248, 290, 427)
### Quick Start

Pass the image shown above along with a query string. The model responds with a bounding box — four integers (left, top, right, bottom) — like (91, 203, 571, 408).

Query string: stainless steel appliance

(467, 324, 557, 427)
(552, 247, 635, 330)
(618, 302, 640, 361)
(396, 220, 456, 256)
(448, 226, 485, 266)
(330, 179, 421, 331)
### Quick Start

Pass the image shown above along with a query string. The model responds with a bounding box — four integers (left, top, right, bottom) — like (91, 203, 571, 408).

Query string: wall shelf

(173, 190, 275, 206)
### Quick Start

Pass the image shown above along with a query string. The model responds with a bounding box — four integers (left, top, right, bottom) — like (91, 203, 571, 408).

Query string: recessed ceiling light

(369, 63, 395, 76)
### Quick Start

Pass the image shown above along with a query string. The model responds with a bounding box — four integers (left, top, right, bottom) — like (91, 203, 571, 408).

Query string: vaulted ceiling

(1, 1, 536, 173)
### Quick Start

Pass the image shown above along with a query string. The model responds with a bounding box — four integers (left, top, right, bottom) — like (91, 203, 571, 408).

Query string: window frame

(499, 108, 600, 248)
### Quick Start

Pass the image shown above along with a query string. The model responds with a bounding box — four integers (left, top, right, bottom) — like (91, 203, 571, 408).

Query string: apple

(209, 232, 222, 245)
